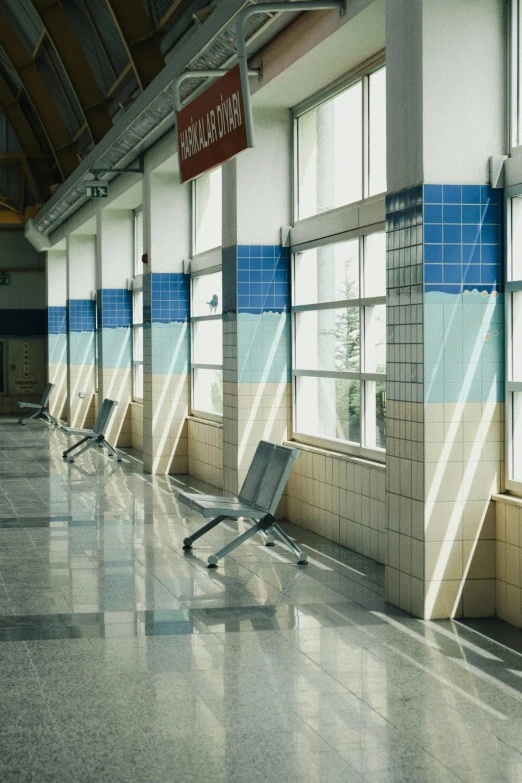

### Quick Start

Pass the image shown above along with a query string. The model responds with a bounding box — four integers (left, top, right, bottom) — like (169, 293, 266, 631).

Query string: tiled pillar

(222, 109, 292, 495)
(385, 0, 505, 618)
(66, 235, 96, 428)
(142, 163, 190, 474)
(96, 210, 133, 447)
(46, 249, 68, 421)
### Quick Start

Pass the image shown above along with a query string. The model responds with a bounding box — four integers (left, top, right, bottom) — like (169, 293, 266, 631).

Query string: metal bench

(179, 440, 308, 568)
(61, 398, 122, 463)
(18, 383, 58, 426)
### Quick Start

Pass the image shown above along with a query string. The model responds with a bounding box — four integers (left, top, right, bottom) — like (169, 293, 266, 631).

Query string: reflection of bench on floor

(61, 398, 122, 463)
(18, 383, 58, 426)
(179, 440, 308, 568)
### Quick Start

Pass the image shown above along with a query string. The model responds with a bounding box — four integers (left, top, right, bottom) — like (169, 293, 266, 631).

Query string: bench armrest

(60, 427, 95, 437)
(18, 402, 41, 410)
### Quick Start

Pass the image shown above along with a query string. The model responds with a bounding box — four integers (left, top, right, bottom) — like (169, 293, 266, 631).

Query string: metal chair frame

(18, 383, 58, 426)
(179, 440, 307, 568)
(61, 399, 122, 463)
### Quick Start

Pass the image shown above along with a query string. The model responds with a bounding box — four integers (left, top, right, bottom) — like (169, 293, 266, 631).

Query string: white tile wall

(188, 417, 223, 488)
(286, 444, 386, 564)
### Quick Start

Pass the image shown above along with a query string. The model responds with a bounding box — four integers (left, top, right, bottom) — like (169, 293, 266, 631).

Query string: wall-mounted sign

(0, 272, 10, 285)
(177, 64, 249, 184)
(85, 181, 108, 199)
(22, 342, 30, 379)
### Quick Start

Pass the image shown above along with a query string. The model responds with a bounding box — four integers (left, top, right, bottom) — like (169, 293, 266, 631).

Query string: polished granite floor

(2, 419, 522, 782)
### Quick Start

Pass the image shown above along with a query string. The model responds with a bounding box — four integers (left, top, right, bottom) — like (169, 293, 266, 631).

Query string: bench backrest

(93, 398, 118, 435)
(238, 440, 300, 516)
(40, 382, 54, 408)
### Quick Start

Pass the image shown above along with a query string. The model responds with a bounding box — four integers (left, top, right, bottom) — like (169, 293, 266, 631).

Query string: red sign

(177, 65, 249, 184)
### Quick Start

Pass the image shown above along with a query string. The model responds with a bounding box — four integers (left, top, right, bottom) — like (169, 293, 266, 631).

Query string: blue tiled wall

(223, 245, 290, 314)
(149, 323, 189, 375)
(69, 299, 96, 332)
(424, 185, 502, 295)
(69, 332, 96, 366)
(96, 289, 132, 329)
(143, 273, 189, 324)
(237, 313, 291, 383)
(48, 306, 67, 335)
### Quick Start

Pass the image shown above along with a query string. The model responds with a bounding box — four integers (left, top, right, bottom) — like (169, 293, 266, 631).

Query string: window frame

(292, 52, 386, 224)
(291, 230, 386, 463)
(190, 264, 223, 423)
(132, 208, 143, 403)
(290, 60, 387, 462)
(192, 166, 223, 257)
(505, 189, 522, 492)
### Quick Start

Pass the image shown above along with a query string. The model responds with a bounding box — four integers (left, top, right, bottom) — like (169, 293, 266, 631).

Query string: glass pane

(133, 325, 143, 362)
(193, 368, 223, 415)
(297, 82, 363, 220)
(134, 211, 143, 277)
(511, 197, 522, 281)
(193, 320, 222, 365)
(364, 233, 386, 298)
(295, 375, 360, 444)
(368, 67, 387, 196)
(295, 308, 360, 372)
(134, 363, 143, 400)
(512, 292, 522, 382)
(133, 290, 143, 325)
(364, 304, 386, 373)
(512, 392, 522, 482)
(192, 272, 222, 317)
(195, 167, 222, 254)
(294, 240, 359, 306)
(364, 379, 386, 450)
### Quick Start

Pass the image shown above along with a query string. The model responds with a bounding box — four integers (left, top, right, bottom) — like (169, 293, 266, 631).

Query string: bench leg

(271, 523, 308, 564)
(19, 408, 43, 425)
(101, 439, 123, 462)
(63, 436, 90, 459)
(207, 522, 265, 567)
(183, 515, 227, 549)
(42, 409, 59, 426)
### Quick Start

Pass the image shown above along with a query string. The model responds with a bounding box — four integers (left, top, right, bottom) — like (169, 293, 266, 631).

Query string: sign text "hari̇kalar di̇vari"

(176, 64, 249, 183)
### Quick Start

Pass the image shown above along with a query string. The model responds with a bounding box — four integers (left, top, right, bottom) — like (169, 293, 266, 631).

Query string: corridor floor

(2, 418, 522, 782)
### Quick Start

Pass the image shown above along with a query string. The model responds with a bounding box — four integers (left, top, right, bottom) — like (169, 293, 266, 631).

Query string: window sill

(284, 439, 385, 470)
(492, 493, 522, 508)
(188, 414, 223, 429)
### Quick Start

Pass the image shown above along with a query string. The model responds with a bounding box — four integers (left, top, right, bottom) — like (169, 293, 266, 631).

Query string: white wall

(0, 231, 45, 310)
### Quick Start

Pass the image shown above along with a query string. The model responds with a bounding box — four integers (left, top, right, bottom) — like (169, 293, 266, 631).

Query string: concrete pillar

(142, 159, 190, 474)
(95, 210, 133, 447)
(66, 234, 96, 427)
(385, 0, 505, 618)
(46, 249, 67, 421)
(222, 109, 292, 495)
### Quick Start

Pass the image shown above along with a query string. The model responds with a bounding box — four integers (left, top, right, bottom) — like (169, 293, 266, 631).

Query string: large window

(295, 63, 386, 220)
(507, 196, 522, 487)
(292, 61, 386, 460)
(133, 209, 143, 401)
(190, 270, 223, 419)
(292, 234, 386, 458)
(193, 167, 222, 255)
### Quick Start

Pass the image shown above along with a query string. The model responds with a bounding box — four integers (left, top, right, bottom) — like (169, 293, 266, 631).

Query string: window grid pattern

(292, 235, 386, 457)
(191, 271, 223, 419)
(133, 210, 143, 401)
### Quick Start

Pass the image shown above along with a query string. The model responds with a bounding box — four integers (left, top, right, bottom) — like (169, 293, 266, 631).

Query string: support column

(222, 109, 292, 495)
(142, 159, 190, 474)
(96, 210, 133, 447)
(46, 249, 67, 421)
(66, 234, 96, 427)
(385, 0, 505, 618)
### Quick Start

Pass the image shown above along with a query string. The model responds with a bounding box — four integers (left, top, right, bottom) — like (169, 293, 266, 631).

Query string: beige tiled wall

(142, 373, 189, 474)
(0, 396, 41, 415)
(286, 444, 386, 564)
(495, 496, 522, 628)
(131, 402, 143, 451)
(68, 364, 95, 428)
(49, 361, 68, 422)
(188, 418, 223, 488)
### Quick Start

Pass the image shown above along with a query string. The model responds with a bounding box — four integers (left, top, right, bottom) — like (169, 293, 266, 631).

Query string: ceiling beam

(0, 10, 78, 179)
(31, 0, 113, 144)
(105, 0, 166, 90)
(0, 74, 53, 199)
